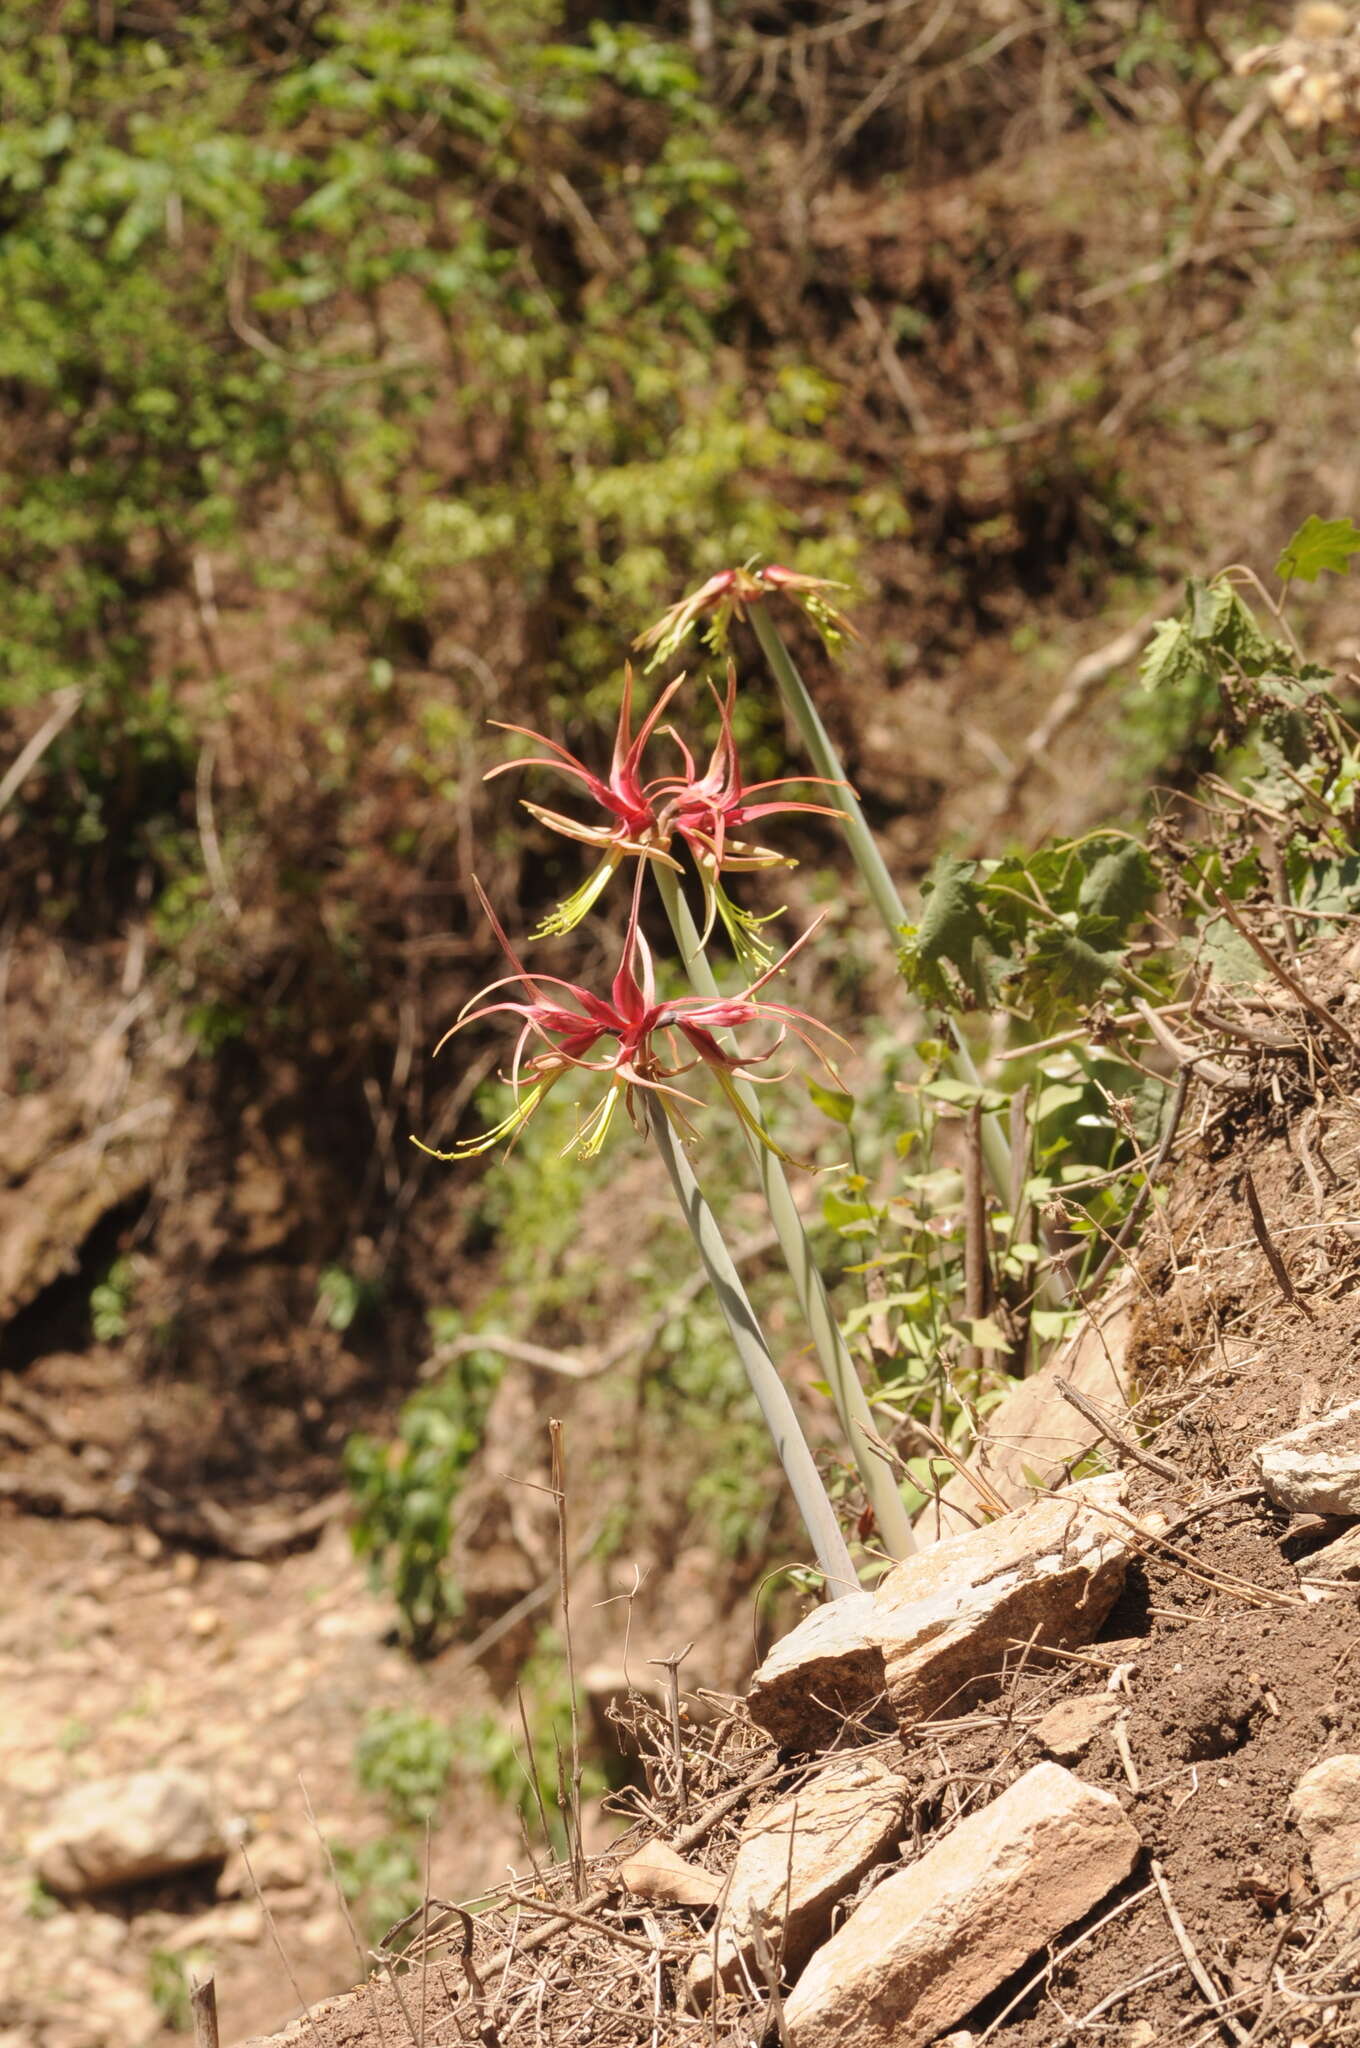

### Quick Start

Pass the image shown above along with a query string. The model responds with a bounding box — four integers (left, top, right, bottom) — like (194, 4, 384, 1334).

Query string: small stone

(1288, 1754, 1360, 1922)
(1031, 1694, 1122, 1762)
(188, 1607, 221, 1638)
(690, 1754, 907, 2004)
(131, 1528, 162, 1562)
(1255, 1400, 1360, 1517)
(172, 1553, 201, 1585)
(29, 1769, 228, 1895)
(783, 1761, 1142, 2048)
(619, 1840, 721, 1909)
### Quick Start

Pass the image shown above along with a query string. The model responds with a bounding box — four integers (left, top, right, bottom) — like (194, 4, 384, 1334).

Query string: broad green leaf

(1275, 514, 1360, 584)
(955, 1316, 1009, 1352)
(1196, 917, 1261, 988)
(1078, 841, 1156, 933)
(901, 855, 996, 1006)
(1031, 1307, 1080, 1341)
(806, 1077, 855, 1125)
(1139, 615, 1196, 692)
(921, 1076, 1007, 1111)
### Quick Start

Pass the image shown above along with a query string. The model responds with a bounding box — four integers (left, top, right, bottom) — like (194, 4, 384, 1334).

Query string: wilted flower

(488, 665, 844, 968)
(415, 876, 846, 1164)
(634, 563, 859, 669)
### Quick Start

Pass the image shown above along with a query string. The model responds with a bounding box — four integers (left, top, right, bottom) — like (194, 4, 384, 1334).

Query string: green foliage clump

(355, 1707, 457, 1827)
(345, 1337, 502, 1653)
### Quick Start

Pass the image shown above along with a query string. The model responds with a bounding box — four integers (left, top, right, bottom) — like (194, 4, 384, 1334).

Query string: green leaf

(1140, 615, 1196, 692)
(1078, 841, 1156, 934)
(1010, 920, 1125, 1025)
(1275, 515, 1360, 584)
(806, 1077, 855, 1125)
(921, 1076, 1007, 1111)
(901, 856, 996, 1007)
(1196, 917, 1262, 988)
(955, 1316, 1009, 1352)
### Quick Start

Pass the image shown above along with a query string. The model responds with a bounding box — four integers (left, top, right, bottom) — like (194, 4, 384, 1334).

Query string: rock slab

(1289, 1754, 1360, 1923)
(1255, 1400, 1360, 1517)
(690, 1753, 906, 2003)
(783, 1761, 1142, 2048)
(747, 1476, 1131, 1751)
(1299, 1522, 1360, 1590)
(30, 1769, 228, 1895)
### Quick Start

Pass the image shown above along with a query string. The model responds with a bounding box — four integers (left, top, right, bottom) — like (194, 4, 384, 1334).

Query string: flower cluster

(633, 564, 857, 669)
(487, 665, 843, 965)
(418, 875, 844, 1165)
(423, 579, 853, 1164)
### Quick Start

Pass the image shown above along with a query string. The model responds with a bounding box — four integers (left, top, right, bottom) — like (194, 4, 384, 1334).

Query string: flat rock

(1255, 1400, 1360, 1517)
(1298, 1522, 1360, 1590)
(783, 1761, 1142, 2048)
(879, 1475, 1131, 1729)
(1288, 1754, 1360, 1922)
(690, 1753, 906, 2004)
(747, 1479, 1131, 1750)
(1031, 1693, 1122, 1762)
(29, 1768, 228, 1895)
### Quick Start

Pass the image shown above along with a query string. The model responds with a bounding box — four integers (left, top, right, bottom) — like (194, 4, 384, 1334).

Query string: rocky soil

(225, 948, 1360, 2048)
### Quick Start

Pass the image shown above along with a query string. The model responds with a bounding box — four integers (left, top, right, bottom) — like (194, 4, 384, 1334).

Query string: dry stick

(1052, 1375, 1186, 1484)
(1061, 1954, 1184, 2036)
(548, 1419, 585, 1897)
(190, 1973, 220, 2048)
(0, 685, 82, 818)
(462, 1758, 786, 1983)
(1150, 1858, 1252, 2046)
(646, 1641, 694, 1822)
(1085, 1066, 1192, 1296)
(499, 1891, 665, 1954)
(647, 1101, 858, 1597)
(454, 1909, 502, 2048)
(1212, 887, 1360, 1056)
(1241, 1167, 1314, 1320)
(654, 865, 914, 1559)
(240, 1843, 326, 2048)
(514, 1685, 556, 1867)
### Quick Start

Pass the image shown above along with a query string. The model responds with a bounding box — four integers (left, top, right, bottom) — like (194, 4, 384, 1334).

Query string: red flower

(416, 875, 847, 1162)
(487, 665, 843, 965)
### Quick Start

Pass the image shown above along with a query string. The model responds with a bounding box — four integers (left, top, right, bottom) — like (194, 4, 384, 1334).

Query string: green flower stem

(646, 1100, 860, 1599)
(655, 863, 916, 1561)
(748, 600, 1013, 1201)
